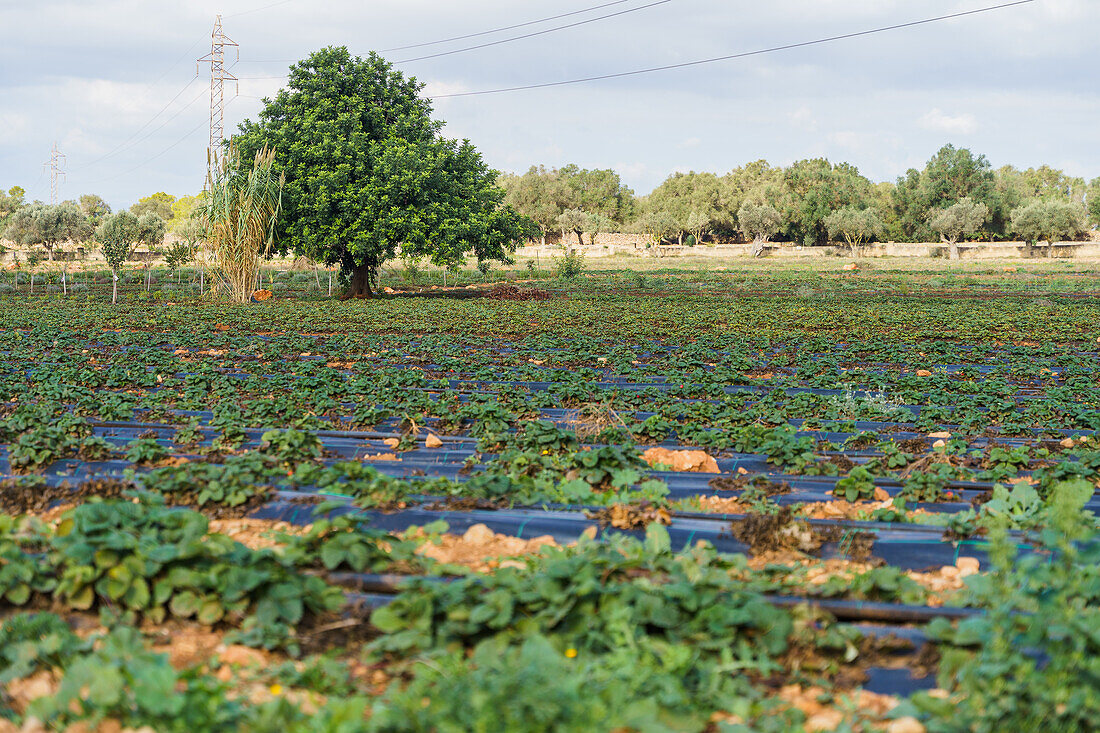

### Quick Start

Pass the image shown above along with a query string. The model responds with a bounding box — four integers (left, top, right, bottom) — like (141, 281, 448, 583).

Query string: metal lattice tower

(197, 15, 238, 157)
(43, 142, 65, 205)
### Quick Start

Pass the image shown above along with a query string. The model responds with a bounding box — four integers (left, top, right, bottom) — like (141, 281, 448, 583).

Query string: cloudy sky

(1, 0, 1095, 209)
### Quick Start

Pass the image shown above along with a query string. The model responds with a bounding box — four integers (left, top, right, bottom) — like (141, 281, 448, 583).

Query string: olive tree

(79, 194, 112, 227)
(96, 211, 140, 303)
(1011, 201, 1088, 258)
(2, 202, 92, 260)
(236, 47, 535, 298)
(824, 207, 884, 256)
(632, 209, 678, 248)
(737, 201, 782, 257)
(556, 208, 588, 249)
(928, 198, 989, 260)
(500, 166, 570, 245)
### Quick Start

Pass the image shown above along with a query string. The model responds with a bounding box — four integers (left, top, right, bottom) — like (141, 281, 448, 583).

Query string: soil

(728, 507, 875, 561)
(585, 502, 671, 529)
(895, 438, 930, 454)
(642, 447, 720, 473)
(708, 475, 791, 495)
(0, 477, 274, 522)
(207, 518, 303, 550)
(421, 496, 507, 512)
(484, 284, 554, 301)
(0, 478, 133, 516)
(412, 523, 560, 572)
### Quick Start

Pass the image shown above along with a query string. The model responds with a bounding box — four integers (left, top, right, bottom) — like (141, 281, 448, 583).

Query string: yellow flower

(269, 684, 283, 696)
(565, 648, 577, 658)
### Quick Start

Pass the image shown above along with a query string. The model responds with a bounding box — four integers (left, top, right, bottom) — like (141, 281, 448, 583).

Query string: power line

(225, 0, 296, 19)
(428, 0, 1037, 98)
(93, 117, 209, 186)
(381, 0, 642, 52)
(235, 0, 660, 63)
(395, 0, 674, 63)
(70, 76, 201, 171)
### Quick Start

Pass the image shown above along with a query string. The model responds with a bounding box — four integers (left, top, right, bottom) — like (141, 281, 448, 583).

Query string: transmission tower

(43, 142, 65, 205)
(197, 15, 238, 158)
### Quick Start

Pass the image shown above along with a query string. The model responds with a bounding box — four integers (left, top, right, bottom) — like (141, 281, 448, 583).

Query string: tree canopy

(1011, 200, 1088, 256)
(2, 202, 92, 259)
(236, 46, 536, 296)
(130, 193, 176, 221)
(0, 186, 25, 226)
(893, 145, 1003, 241)
(79, 194, 112, 227)
(928, 198, 989, 259)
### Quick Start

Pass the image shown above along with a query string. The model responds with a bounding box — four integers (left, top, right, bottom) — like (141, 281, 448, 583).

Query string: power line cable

(90, 116, 209, 186)
(70, 75, 202, 171)
(384, 0, 642, 51)
(427, 0, 1037, 98)
(225, 0, 296, 19)
(395, 0, 674, 63)
(236, 0, 668, 64)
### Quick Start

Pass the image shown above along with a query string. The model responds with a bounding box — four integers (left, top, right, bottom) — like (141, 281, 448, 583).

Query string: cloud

(918, 108, 977, 135)
(677, 137, 701, 149)
(789, 106, 818, 133)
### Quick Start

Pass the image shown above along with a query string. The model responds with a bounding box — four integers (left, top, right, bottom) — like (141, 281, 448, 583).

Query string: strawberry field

(2, 269, 1100, 732)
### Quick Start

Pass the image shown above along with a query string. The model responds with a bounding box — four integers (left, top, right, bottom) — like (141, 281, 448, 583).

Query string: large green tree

(500, 166, 570, 245)
(236, 47, 536, 297)
(647, 172, 723, 245)
(79, 194, 112, 227)
(130, 193, 176, 221)
(893, 145, 1004, 240)
(1086, 177, 1100, 226)
(2, 202, 92, 260)
(781, 159, 874, 246)
(1010, 200, 1088, 258)
(0, 186, 25, 226)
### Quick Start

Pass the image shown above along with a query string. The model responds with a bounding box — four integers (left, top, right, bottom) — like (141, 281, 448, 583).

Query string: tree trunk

(540, 232, 546, 246)
(344, 264, 374, 299)
(1024, 240, 1034, 258)
(677, 231, 683, 246)
(574, 229, 584, 248)
(752, 238, 766, 258)
(1047, 239, 1054, 258)
(111, 268, 118, 304)
(950, 239, 959, 261)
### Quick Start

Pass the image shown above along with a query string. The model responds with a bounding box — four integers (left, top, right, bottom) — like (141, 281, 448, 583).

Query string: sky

(1, 0, 1096, 210)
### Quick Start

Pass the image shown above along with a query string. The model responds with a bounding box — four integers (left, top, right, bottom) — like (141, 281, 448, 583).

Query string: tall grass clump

(196, 143, 284, 303)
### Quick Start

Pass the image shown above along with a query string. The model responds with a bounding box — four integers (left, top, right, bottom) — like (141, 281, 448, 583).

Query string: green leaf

(644, 523, 671, 555)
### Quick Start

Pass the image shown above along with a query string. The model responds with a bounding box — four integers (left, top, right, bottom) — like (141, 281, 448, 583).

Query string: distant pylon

(43, 142, 65, 205)
(197, 15, 239, 159)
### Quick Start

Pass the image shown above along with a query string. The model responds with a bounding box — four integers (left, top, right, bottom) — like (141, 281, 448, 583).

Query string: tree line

(500, 146, 1100, 256)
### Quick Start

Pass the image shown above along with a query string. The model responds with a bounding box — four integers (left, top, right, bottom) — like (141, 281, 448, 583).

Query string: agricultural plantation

(4, 1, 1100, 731)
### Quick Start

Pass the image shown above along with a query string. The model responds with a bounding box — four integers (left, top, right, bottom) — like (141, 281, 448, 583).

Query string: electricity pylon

(44, 142, 65, 205)
(197, 15, 238, 158)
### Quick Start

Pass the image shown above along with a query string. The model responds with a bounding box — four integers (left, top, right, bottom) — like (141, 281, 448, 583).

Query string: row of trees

(500, 147, 1100, 253)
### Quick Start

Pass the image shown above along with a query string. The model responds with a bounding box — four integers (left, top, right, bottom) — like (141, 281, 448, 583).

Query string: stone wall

(518, 238, 1100, 259)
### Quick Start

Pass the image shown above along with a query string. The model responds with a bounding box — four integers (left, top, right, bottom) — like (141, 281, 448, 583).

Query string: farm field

(1, 265, 1100, 731)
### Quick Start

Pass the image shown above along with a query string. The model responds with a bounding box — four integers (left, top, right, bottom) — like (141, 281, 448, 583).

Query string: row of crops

(1, 281, 1099, 731)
